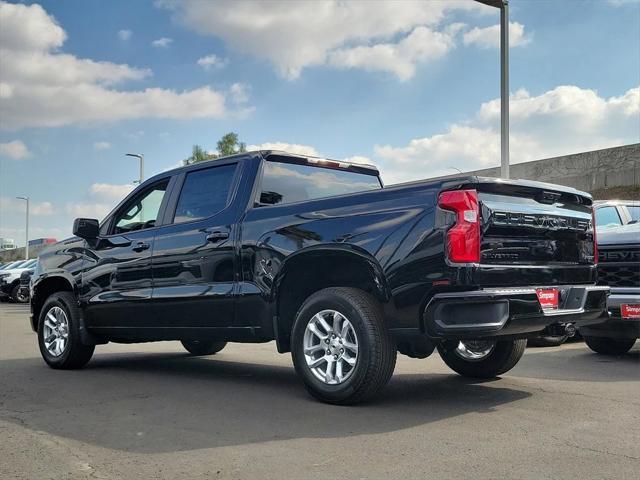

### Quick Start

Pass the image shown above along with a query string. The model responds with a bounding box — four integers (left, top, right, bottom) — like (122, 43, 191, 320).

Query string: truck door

(82, 179, 171, 330)
(151, 162, 241, 329)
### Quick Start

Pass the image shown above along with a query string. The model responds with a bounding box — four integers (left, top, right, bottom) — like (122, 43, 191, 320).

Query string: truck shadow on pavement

(1, 352, 530, 454)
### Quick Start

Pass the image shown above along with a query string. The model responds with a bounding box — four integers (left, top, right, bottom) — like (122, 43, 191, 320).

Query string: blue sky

(0, 0, 639, 243)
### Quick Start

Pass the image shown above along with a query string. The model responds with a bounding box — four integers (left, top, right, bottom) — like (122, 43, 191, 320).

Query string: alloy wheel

(454, 339, 496, 361)
(42, 306, 69, 357)
(303, 309, 359, 385)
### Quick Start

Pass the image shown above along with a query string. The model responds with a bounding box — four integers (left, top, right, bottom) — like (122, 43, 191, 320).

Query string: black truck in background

(30, 151, 608, 404)
(580, 223, 640, 355)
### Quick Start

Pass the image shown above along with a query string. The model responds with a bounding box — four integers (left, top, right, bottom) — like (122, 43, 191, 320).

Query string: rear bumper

(578, 288, 640, 340)
(423, 285, 609, 340)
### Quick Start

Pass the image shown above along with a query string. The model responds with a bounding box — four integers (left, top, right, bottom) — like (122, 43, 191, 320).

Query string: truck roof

(162, 150, 380, 177)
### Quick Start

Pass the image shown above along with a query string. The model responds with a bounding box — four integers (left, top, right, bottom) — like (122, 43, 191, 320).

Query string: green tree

(183, 132, 246, 166)
(216, 132, 246, 157)
(183, 144, 212, 165)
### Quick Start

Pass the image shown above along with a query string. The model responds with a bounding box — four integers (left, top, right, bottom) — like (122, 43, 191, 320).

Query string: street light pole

(16, 196, 29, 260)
(126, 153, 144, 184)
(500, 1, 510, 179)
(475, 0, 510, 179)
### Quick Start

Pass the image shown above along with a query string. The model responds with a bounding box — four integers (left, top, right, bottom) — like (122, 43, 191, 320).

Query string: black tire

(10, 284, 26, 303)
(527, 335, 569, 348)
(437, 339, 527, 379)
(181, 340, 227, 356)
(291, 287, 397, 405)
(584, 336, 636, 355)
(37, 291, 94, 369)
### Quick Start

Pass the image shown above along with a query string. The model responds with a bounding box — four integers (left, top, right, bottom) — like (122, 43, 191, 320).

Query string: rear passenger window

(173, 164, 236, 223)
(258, 160, 381, 205)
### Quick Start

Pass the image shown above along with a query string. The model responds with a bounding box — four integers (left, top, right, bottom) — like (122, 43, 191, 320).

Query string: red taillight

(592, 207, 598, 266)
(438, 189, 480, 263)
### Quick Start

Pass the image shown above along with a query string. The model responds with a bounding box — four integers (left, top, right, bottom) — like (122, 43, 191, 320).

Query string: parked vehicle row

(29, 150, 610, 404)
(0, 258, 37, 303)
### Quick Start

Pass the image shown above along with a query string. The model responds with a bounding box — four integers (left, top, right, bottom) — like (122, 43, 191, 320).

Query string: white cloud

(375, 85, 640, 184)
(66, 202, 113, 220)
(229, 83, 250, 104)
(197, 54, 227, 70)
(247, 142, 321, 157)
(158, 0, 485, 79)
(329, 24, 463, 81)
(0, 196, 54, 215)
(31, 201, 55, 215)
(0, 140, 30, 159)
(118, 29, 132, 41)
(65, 182, 134, 220)
(151, 37, 173, 48)
(93, 141, 111, 150)
(89, 183, 134, 202)
(0, 2, 239, 130)
(463, 21, 531, 49)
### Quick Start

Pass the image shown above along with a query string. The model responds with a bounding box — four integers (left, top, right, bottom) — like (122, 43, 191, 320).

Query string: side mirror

(73, 218, 99, 240)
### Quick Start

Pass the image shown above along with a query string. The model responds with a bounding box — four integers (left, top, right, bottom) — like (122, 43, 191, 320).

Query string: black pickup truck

(31, 151, 608, 404)
(580, 223, 640, 355)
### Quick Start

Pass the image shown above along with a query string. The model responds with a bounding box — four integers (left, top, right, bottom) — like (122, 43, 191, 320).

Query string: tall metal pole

(474, 0, 510, 179)
(500, 1, 510, 179)
(126, 153, 144, 184)
(16, 196, 29, 259)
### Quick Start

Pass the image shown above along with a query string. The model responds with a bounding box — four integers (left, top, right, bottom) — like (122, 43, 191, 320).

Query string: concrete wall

(434, 143, 640, 193)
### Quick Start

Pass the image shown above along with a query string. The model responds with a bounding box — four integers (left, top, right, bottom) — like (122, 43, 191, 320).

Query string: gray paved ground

(1, 302, 639, 480)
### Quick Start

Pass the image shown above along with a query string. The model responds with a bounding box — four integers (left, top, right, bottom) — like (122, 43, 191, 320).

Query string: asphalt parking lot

(1, 303, 638, 480)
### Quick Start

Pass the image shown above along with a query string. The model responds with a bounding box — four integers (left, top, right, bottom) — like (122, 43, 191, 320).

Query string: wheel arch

(271, 245, 390, 353)
(32, 274, 76, 331)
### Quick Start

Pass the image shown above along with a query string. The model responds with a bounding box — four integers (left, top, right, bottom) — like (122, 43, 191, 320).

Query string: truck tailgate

(458, 178, 596, 286)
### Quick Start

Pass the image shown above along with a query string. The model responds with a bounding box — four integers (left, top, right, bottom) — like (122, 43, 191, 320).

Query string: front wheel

(37, 292, 94, 369)
(181, 340, 227, 356)
(12, 284, 29, 303)
(12, 287, 29, 303)
(437, 339, 527, 379)
(584, 336, 635, 355)
(291, 287, 397, 405)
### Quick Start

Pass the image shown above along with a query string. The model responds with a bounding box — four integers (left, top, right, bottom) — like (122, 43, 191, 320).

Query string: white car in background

(0, 259, 38, 303)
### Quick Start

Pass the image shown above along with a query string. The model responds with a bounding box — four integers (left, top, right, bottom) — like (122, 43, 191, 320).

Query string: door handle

(132, 241, 150, 252)
(206, 231, 230, 243)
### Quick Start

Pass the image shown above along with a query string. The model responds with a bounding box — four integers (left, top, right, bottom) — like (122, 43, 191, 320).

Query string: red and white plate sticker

(621, 304, 640, 319)
(536, 289, 559, 310)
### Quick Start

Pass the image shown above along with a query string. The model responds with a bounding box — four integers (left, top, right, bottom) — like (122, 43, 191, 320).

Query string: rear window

(173, 163, 237, 223)
(259, 161, 381, 205)
(625, 205, 640, 222)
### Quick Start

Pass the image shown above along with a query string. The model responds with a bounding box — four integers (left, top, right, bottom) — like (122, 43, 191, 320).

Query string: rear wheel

(527, 334, 568, 348)
(291, 287, 396, 405)
(37, 292, 94, 369)
(181, 340, 227, 356)
(438, 339, 527, 379)
(584, 336, 635, 355)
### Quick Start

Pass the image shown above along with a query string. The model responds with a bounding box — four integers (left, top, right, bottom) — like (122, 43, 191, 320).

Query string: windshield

(3, 260, 25, 269)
